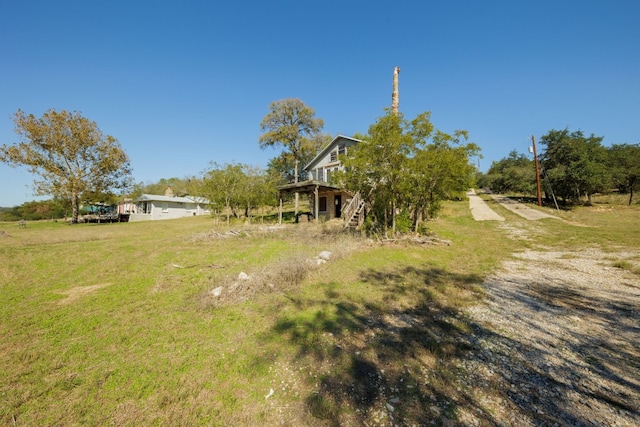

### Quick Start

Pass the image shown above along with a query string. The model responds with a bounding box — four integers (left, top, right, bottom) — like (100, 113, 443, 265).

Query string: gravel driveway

(456, 225, 640, 425)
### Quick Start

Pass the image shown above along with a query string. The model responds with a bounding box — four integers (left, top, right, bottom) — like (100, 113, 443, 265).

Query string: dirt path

(489, 194, 560, 221)
(467, 189, 505, 221)
(468, 190, 560, 222)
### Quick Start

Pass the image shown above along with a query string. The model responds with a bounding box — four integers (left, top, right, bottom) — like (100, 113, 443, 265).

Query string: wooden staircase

(342, 192, 366, 229)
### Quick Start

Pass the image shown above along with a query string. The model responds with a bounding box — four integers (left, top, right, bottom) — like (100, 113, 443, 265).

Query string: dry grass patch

(191, 223, 371, 308)
(55, 283, 112, 305)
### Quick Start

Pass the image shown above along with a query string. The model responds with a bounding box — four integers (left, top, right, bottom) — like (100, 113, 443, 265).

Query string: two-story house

(277, 135, 365, 226)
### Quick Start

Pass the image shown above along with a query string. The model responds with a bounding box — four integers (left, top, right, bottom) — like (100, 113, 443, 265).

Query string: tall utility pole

(531, 135, 542, 207)
(391, 66, 400, 115)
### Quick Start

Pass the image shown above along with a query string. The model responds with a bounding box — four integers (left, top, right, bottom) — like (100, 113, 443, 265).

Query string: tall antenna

(392, 66, 400, 115)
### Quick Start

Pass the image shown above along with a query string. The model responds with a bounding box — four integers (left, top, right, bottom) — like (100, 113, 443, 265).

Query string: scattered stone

(318, 251, 332, 261)
(238, 272, 250, 281)
(210, 286, 223, 297)
(386, 403, 395, 412)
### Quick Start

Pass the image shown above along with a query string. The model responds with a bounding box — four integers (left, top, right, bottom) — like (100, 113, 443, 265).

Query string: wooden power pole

(392, 66, 400, 115)
(532, 135, 542, 207)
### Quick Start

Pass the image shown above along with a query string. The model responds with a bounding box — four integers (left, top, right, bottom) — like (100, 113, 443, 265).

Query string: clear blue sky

(1, 0, 638, 207)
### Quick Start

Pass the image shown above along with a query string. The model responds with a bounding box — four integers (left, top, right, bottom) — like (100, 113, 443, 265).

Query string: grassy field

(1, 199, 638, 426)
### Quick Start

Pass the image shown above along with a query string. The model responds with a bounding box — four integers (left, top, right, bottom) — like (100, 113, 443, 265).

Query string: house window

(139, 201, 151, 214)
(316, 168, 324, 181)
(162, 202, 169, 213)
(338, 143, 346, 155)
(319, 197, 327, 212)
(330, 151, 338, 162)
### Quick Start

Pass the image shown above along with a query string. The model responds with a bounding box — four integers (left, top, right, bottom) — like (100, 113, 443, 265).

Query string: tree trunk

(71, 193, 80, 223)
(391, 199, 396, 235)
(294, 158, 299, 216)
(630, 186, 634, 206)
(383, 202, 388, 237)
(411, 195, 426, 232)
(412, 207, 423, 233)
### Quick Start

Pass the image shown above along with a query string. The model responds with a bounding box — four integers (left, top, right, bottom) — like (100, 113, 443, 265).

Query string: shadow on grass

(269, 262, 640, 425)
(260, 211, 297, 223)
(270, 266, 497, 425)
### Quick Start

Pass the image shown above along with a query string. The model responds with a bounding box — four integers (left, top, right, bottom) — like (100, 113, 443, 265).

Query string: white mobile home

(129, 194, 211, 221)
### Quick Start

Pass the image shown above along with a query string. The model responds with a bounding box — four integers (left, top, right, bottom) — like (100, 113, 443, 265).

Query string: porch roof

(276, 180, 342, 196)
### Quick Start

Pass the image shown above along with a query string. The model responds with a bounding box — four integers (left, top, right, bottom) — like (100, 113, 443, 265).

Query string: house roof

(304, 135, 363, 171)
(137, 194, 200, 204)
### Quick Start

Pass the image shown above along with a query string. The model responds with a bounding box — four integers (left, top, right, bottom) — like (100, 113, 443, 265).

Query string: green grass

(1, 200, 639, 425)
(481, 193, 640, 251)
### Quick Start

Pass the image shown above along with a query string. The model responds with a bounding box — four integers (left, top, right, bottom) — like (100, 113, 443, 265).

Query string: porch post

(279, 196, 283, 225)
(314, 185, 319, 223)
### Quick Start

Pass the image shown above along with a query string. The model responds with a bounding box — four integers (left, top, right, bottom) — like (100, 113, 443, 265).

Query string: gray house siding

(129, 194, 210, 221)
(304, 135, 361, 220)
(305, 135, 361, 184)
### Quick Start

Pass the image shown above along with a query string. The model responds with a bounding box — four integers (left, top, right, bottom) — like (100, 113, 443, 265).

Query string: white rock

(318, 251, 332, 261)
(211, 286, 223, 297)
(386, 403, 395, 412)
(265, 388, 274, 399)
(238, 272, 250, 280)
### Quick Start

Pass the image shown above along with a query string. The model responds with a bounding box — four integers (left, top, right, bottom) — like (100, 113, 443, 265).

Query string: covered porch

(276, 180, 352, 223)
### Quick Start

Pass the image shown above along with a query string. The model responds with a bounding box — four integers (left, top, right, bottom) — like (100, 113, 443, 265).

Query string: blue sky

(1, 0, 638, 207)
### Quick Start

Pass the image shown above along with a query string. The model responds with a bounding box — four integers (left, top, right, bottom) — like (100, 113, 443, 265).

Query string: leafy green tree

(81, 189, 120, 206)
(259, 98, 324, 214)
(201, 163, 276, 224)
(236, 165, 277, 221)
(407, 128, 480, 229)
(0, 207, 19, 222)
(485, 151, 536, 194)
(266, 133, 332, 184)
(341, 110, 414, 235)
(341, 110, 477, 235)
(202, 162, 245, 224)
(539, 129, 610, 204)
(608, 143, 640, 205)
(0, 109, 133, 223)
(2, 199, 68, 221)
(133, 176, 203, 198)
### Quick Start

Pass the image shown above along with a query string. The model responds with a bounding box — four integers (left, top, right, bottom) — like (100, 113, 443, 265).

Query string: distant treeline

(477, 129, 640, 206)
(0, 199, 70, 221)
